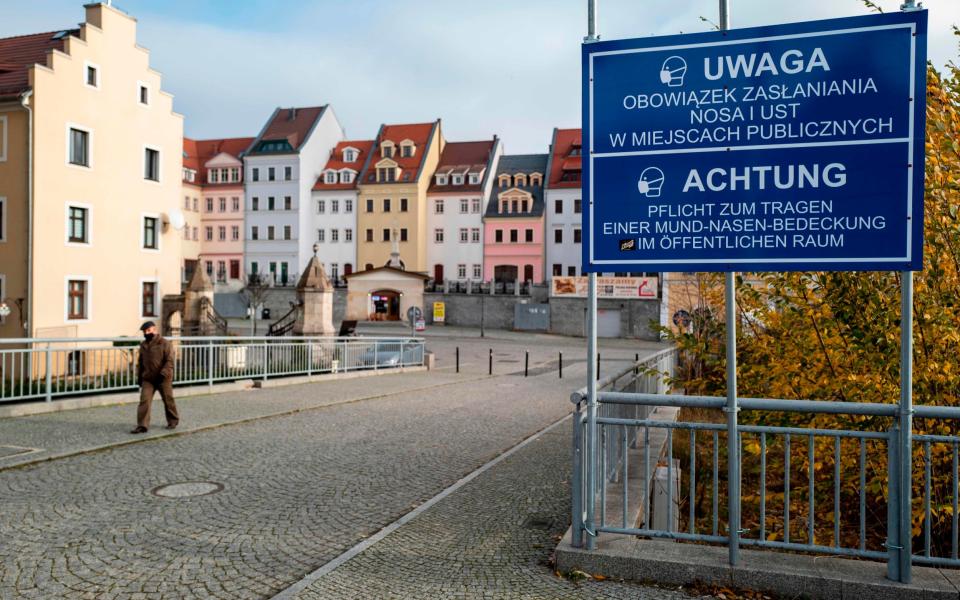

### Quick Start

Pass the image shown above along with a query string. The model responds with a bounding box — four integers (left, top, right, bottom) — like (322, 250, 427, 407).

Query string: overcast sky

(3, 1, 959, 153)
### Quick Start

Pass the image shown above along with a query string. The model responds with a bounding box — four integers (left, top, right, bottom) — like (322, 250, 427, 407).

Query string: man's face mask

(143, 332, 155, 342)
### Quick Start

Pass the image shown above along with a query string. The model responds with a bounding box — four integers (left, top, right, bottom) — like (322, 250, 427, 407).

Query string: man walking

(131, 321, 179, 434)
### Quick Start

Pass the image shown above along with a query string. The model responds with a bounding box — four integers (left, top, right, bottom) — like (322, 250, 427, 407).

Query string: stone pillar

(183, 268, 214, 335)
(466, 280, 473, 295)
(294, 256, 334, 337)
(515, 279, 521, 296)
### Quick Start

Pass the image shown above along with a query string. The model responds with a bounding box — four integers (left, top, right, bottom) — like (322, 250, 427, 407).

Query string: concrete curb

(0, 366, 428, 419)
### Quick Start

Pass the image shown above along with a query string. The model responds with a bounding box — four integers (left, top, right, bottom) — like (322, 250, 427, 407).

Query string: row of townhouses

(0, 2, 599, 340)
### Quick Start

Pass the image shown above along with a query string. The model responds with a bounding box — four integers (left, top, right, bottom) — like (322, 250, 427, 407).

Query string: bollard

(559, 352, 563, 379)
(525, 351, 529, 377)
(489, 348, 493, 375)
(635, 352, 639, 375)
(456, 347, 460, 373)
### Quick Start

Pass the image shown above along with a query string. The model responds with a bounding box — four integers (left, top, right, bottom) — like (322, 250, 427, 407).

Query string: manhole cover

(151, 481, 223, 498)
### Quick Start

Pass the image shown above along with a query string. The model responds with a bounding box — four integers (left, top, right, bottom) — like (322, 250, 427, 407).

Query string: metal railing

(570, 349, 960, 582)
(0, 336, 424, 404)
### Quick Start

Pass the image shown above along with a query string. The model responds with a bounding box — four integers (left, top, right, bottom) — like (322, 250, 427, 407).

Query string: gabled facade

(310, 139, 374, 284)
(184, 136, 253, 290)
(545, 127, 583, 278)
(425, 137, 502, 283)
(0, 3, 183, 338)
(356, 121, 444, 273)
(244, 105, 344, 286)
(482, 154, 549, 283)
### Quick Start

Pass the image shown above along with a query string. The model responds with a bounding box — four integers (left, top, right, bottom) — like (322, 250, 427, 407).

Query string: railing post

(44, 345, 52, 402)
(898, 270, 914, 582)
(571, 401, 584, 548)
(262, 342, 268, 381)
(374, 340, 379, 371)
(887, 424, 902, 582)
(307, 340, 313, 377)
(725, 271, 740, 566)
(207, 342, 214, 387)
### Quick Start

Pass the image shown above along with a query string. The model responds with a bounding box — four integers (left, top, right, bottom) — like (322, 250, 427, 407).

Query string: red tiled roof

(183, 136, 255, 184)
(548, 128, 583, 189)
(248, 106, 327, 154)
(360, 121, 437, 186)
(0, 30, 73, 99)
(313, 140, 374, 191)
(427, 139, 496, 194)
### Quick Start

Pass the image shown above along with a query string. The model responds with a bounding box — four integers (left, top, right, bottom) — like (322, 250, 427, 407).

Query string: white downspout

(20, 90, 32, 336)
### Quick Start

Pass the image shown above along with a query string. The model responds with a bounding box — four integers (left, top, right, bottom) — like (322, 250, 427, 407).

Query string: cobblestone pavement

(0, 336, 678, 599)
(294, 426, 693, 600)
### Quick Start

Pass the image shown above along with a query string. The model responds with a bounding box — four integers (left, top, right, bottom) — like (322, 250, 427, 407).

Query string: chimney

(289, 108, 297, 121)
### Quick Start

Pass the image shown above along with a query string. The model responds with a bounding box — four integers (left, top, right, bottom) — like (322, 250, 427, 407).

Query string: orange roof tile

(427, 139, 497, 194)
(360, 121, 438, 186)
(0, 30, 74, 99)
(313, 140, 374, 191)
(183, 136, 255, 185)
(548, 128, 583, 189)
(248, 106, 328, 155)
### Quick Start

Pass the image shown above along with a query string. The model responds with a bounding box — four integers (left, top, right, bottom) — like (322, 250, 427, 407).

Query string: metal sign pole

(899, 270, 914, 582)
(584, 0, 600, 552)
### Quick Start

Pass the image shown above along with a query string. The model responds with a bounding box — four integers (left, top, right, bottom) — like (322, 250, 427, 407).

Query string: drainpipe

(19, 90, 33, 336)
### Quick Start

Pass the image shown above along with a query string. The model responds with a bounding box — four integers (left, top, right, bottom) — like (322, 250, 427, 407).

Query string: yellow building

(356, 121, 444, 273)
(0, 2, 184, 339)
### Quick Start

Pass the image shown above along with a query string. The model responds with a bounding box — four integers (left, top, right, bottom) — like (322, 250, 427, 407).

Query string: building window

(574, 199, 582, 214)
(471, 198, 481, 213)
(67, 206, 89, 244)
(436, 174, 448, 185)
(267, 226, 275, 240)
(139, 84, 150, 105)
(345, 228, 353, 242)
(251, 226, 259, 240)
(555, 199, 563, 214)
(377, 167, 396, 182)
(382, 143, 394, 158)
(205, 227, 213, 241)
(495, 230, 503, 243)
(568, 266, 577, 276)
(325, 171, 337, 184)
(460, 199, 469, 213)
(141, 281, 158, 317)
(574, 228, 582, 244)
(252, 197, 259, 211)
(512, 200, 520, 213)
(510, 230, 518, 243)
(268, 197, 276, 211)
(471, 228, 480, 243)
(317, 199, 325, 214)
(400, 198, 408, 212)
(382, 228, 390, 242)
(231, 167, 240, 182)
(525, 229, 533, 243)
(206, 198, 213, 212)
(68, 127, 90, 167)
(366, 199, 374, 213)
(473, 264, 481, 279)
(554, 229, 563, 244)
(383, 198, 391, 212)
(67, 279, 88, 320)
(469, 173, 480, 185)
(230, 260, 240, 279)
(283, 225, 292, 240)
(344, 149, 357, 162)
(250, 262, 259, 275)
(217, 261, 226, 282)
(144, 147, 160, 181)
(252, 167, 260, 182)
(459, 228, 468, 243)
(365, 263, 374, 271)
(331, 199, 339, 213)
(192, 227, 198, 241)
(268, 167, 275, 181)
(284, 196, 292, 211)
(85, 63, 99, 88)
(435, 199, 444, 214)
(434, 228, 444, 243)
(452, 174, 463, 185)
(500, 200, 509, 214)
(341, 171, 353, 184)
(400, 228, 408, 242)
(143, 217, 159, 249)
(284, 166, 292, 181)
(219, 198, 226, 212)
(521, 200, 529, 212)
(365, 229, 373, 242)
(317, 229, 325, 242)
(331, 229, 339, 242)
(401, 144, 413, 158)
(553, 264, 563, 276)
(231, 226, 239, 241)
(192, 198, 198, 212)
(457, 264, 466, 279)
(218, 226, 226, 241)
(232, 197, 240, 212)
(345, 199, 353, 213)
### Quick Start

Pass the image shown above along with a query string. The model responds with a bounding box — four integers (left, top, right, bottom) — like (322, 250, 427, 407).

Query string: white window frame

(459, 228, 468, 243)
(473, 264, 482, 279)
(83, 61, 100, 90)
(435, 199, 444, 214)
(331, 199, 339, 213)
(139, 278, 160, 319)
(452, 174, 463, 185)
(331, 229, 339, 243)
(434, 228, 444, 244)
(0, 115, 7, 162)
(325, 170, 337, 184)
(471, 198, 481, 213)
(468, 173, 479, 185)
(345, 199, 353, 213)
(471, 228, 480, 243)
(339, 169, 355, 183)
(136, 80, 151, 106)
(64, 202, 93, 247)
(141, 213, 162, 253)
(317, 229, 325, 242)
(317, 199, 325, 214)
(436, 174, 448, 185)
(460, 198, 469, 214)
(345, 228, 353, 242)
(457, 264, 467, 279)
(65, 123, 93, 170)
(64, 275, 92, 323)
(143, 144, 162, 184)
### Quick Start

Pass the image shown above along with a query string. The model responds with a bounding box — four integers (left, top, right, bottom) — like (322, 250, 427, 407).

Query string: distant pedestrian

(131, 321, 179, 434)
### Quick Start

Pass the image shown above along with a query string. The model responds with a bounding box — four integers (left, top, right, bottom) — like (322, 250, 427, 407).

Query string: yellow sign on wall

(433, 302, 445, 323)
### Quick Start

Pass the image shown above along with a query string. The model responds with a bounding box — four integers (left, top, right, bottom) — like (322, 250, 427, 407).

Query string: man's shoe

(130, 426, 148, 434)
(166, 424, 178, 430)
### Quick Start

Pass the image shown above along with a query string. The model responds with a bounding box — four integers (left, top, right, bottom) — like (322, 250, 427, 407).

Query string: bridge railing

(570, 349, 960, 583)
(0, 336, 425, 404)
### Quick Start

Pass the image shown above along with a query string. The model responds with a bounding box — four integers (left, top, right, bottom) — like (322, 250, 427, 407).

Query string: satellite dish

(165, 209, 186, 230)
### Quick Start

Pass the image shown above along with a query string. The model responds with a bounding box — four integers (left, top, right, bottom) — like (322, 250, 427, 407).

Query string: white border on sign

(588, 22, 917, 266)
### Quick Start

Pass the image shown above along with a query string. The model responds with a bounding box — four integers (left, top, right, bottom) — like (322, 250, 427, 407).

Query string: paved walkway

(0, 335, 684, 599)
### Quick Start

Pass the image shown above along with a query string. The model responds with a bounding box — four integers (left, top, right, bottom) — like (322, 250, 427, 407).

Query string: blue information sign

(582, 11, 927, 272)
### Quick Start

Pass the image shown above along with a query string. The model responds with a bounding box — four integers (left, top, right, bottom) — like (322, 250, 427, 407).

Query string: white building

(425, 138, 502, 283)
(243, 106, 344, 286)
(544, 128, 584, 278)
(310, 140, 373, 284)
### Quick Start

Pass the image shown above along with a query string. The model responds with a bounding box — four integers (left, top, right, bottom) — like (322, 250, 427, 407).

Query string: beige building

(0, 3, 184, 339)
(356, 121, 444, 274)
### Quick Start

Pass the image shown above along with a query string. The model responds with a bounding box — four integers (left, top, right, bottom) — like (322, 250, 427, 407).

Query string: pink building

(184, 137, 253, 289)
(482, 154, 549, 283)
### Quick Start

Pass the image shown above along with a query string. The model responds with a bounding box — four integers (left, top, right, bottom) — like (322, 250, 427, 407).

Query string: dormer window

(209, 169, 219, 184)
(182, 169, 196, 183)
(498, 174, 511, 187)
(399, 140, 416, 158)
(514, 173, 527, 187)
(325, 171, 338, 184)
(381, 141, 395, 158)
(377, 167, 397, 183)
(530, 173, 543, 187)
(343, 149, 357, 162)
(468, 173, 480, 185)
(436, 174, 448, 185)
(452, 174, 463, 185)
(341, 171, 354, 184)
(569, 146, 582, 157)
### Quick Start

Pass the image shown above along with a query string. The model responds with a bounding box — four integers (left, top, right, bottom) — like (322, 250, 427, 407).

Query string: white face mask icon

(638, 167, 665, 198)
(659, 56, 687, 88)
